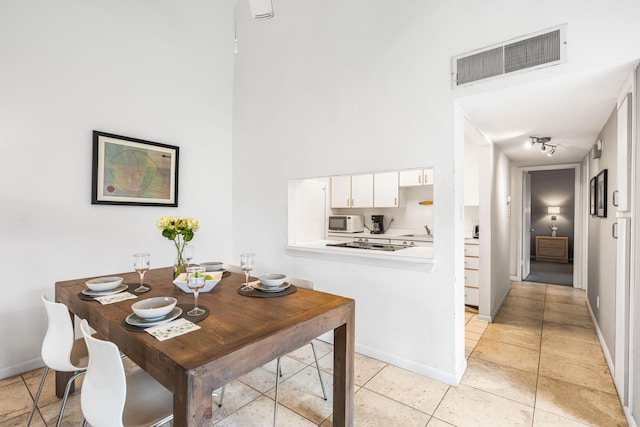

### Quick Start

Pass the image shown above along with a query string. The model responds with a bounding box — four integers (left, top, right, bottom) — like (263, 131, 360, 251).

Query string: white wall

(0, 0, 235, 378)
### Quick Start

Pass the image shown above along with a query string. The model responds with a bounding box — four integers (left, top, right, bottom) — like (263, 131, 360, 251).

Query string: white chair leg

(26, 366, 49, 426)
(56, 370, 86, 427)
(309, 342, 327, 400)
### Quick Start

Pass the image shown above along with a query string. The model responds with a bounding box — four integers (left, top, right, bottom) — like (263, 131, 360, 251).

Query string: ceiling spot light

(528, 136, 557, 157)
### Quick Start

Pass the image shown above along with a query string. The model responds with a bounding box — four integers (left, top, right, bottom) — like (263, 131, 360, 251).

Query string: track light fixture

(526, 136, 557, 157)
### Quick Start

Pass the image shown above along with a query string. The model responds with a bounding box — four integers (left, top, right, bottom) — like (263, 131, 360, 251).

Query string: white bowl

(201, 262, 224, 271)
(259, 273, 287, 287)
(173, 271, 223, 293)
(85, 276, 124, 292)
(131, 297, 177, 319)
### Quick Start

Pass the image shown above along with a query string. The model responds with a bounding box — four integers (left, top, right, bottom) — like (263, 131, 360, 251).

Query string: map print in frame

(92, 131, 179, 206)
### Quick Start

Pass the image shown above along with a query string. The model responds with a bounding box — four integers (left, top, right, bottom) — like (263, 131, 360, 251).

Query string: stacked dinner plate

(255, 274, 290, 293)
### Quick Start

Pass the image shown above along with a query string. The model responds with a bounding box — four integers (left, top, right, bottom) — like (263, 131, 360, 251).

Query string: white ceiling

(458, 61, 636, 167)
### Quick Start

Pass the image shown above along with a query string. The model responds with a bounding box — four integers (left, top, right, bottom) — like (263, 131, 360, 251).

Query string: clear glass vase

(174, 253, 187, 279)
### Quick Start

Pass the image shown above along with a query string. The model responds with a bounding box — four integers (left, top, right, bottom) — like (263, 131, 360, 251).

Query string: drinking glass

(133, 253, 151, 292)
(240, 253, 255, 291)
(186, 266, 206, 316)
(184, 244, 195, 267)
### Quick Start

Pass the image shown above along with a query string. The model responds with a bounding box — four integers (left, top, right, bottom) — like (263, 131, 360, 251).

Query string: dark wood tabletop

(55, 267, 355, 426)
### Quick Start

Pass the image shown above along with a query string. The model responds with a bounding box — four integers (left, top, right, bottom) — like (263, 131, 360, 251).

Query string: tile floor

(1, 281, 629, 426)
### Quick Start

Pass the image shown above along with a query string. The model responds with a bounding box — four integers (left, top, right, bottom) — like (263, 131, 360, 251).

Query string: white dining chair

(215, 276, 327, 426)
(79, 319, 174, 427)
(27, 293, 89, 427)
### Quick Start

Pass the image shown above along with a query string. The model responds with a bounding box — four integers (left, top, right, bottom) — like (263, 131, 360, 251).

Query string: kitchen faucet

(424, 225, 432, 235)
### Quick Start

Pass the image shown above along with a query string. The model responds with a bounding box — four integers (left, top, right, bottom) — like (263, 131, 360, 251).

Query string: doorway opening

(523, 168, 575, 286)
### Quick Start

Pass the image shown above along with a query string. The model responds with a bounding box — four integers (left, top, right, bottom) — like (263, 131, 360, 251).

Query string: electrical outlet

(597, 296, 600, 309)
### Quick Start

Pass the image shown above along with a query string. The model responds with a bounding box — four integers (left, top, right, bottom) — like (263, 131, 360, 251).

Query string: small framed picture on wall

(589, 176, 597, 216)
(596, 169, 607, 218)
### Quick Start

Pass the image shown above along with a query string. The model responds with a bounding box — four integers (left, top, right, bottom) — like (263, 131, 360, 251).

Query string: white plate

(125, 307, 183, 327)
(82, 283, 128, 297)
(254, 282, 291, 293)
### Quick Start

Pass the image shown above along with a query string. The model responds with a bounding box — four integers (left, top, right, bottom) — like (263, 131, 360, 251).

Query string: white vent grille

(453, 26, 566, 87)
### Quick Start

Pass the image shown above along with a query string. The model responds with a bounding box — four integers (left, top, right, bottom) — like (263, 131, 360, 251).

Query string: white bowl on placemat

(173, 270, 223, 293)
(85, 276, 124, 292)
(131, 297, 177, 319)
(201, 262, 224, 271)
(259, 274, 287, 287)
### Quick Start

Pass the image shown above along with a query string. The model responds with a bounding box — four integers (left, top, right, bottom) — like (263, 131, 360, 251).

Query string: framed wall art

(589, 176, 597, 216)
(596, 169, 607, 218)
(92, 131, 179, 206)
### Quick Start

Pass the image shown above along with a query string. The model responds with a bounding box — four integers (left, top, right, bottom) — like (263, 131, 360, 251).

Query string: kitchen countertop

(328, 228, 434, 242)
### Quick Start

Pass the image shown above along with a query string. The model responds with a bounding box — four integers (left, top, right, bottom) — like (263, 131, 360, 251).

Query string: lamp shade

(547, 206, 560, 214)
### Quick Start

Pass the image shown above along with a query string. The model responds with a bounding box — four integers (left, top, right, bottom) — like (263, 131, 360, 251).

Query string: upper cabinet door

(616, 93, 632, 212)
(374, 171, 399, 207)
(330, 175, 351, 208)
(399, 169, 433, 187)
(350, 174, 374, 208)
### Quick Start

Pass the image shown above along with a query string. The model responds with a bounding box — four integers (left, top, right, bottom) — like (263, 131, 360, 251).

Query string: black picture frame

(92, 131, 179, 207)
(590, 176, 597, 216)
(596, 169, 607, 218)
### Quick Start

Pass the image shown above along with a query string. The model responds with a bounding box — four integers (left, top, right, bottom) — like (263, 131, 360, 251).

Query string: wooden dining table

(55, 267, 355, 426)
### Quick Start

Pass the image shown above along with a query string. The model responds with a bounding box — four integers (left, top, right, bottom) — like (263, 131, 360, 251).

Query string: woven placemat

(237, 284, 297, 298)
(123, 303, 209, 332)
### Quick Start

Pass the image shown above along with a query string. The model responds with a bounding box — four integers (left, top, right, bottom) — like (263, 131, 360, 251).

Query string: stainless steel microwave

(328, 215, 364, 233)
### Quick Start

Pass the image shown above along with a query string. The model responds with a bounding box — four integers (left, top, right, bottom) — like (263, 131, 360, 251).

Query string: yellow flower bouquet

(157, 216, 200, 277)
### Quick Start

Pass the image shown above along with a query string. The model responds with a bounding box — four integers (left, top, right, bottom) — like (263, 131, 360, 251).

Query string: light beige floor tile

(465, 330, 482, 341)
(471, 339, 540, 373)
(364, 365, 449, 415)
(545, 285, 584, 297)
(0, 412, 47, 427)
(493, 311, 543, 330)
(507, 288, 546, 302)
(545, 301, 588, 316)
(461, 357, 537, 406)
(322, 388, 431, 427)
(0, 375, 22, 388)
(434, 384, 534, 426)
(426, 417, 455, 426)
(317, 352, 386, 387)
(465, 338, 478, 349)
(214, 394, 317, 427)
(503, 295, 546, 309)
(264, 366, 333, 424)
(536, 376, 627, 426)
(287, 339, 334, 365)
(542, 321, 599, 345)
(498, 304, 544, 321)
(465, 323, 488, 335)
(543, 310, 593, 329)
(538, 352, 616, 394)
(540, 334, 607, 366)
(482, 322, 542, 350)
(211, 379, 262, 424)
(0, 378, 36, 423)
(544, 293, 587, 306)
(532, 408, 591, 426)
(38, 391, 84, 427)
(238, 356, 307, 393)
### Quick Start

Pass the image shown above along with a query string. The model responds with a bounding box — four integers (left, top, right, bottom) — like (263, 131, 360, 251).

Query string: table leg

(173, 369, 212, 427)
(333, 310, 355, 426)
(55, 371, 74, 398)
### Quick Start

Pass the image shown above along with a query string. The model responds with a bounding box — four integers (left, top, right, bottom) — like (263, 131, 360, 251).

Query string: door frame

(513, 162, 584, 289)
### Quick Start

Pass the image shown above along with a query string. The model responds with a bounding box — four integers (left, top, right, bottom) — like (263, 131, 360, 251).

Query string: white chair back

(80, 319, 128, 427)
(41, 293, 87, 372)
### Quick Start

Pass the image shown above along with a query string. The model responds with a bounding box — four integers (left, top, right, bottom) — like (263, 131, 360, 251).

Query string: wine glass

(184, 244, 195, 267)
(186, 266, 206, 316)
(240, 253, 255, 291)
(132, 253, 150, 292)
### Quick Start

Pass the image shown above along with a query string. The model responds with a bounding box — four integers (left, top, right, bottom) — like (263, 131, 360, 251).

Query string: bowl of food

(131, 297, 177, 319)
(200, 262, 224, 272)
(259, 273, 287, 287)
(173, 270, 223, 293)
(85, 276, 124, 292)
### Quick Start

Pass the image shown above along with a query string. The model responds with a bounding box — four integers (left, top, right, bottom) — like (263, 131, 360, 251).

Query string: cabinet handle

(394, 197, 397, 206)
(612, 222, 618, 239)
(613, 190, 619, 207)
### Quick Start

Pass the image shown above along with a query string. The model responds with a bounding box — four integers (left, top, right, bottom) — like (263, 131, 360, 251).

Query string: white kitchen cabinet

(464, 242, 480, 307)
(330, 175, 352, 208)
(351, 174, 374, 208)
(399, 168, 433, 187)
(616, 93, 632, 211)
(374, 171, 399, 207)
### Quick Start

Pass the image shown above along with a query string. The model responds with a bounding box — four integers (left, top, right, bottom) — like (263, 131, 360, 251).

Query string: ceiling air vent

(453, 25, 566, 87)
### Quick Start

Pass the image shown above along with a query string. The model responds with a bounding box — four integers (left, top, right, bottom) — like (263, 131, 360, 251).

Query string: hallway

(2, 281, 628, 426)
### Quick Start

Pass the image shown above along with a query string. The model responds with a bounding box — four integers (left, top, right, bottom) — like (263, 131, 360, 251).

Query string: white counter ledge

(285, 240, 436, 273)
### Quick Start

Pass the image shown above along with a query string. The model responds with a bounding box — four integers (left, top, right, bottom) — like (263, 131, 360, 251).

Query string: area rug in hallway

(525, 261, 573, 286)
